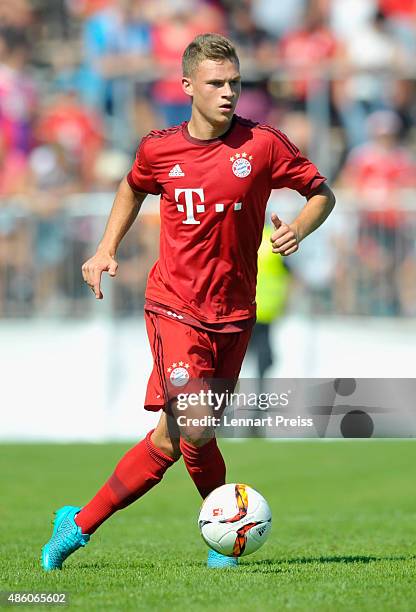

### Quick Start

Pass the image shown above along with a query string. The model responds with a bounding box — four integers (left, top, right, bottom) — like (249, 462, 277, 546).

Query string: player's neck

(187, 113, 233, 141)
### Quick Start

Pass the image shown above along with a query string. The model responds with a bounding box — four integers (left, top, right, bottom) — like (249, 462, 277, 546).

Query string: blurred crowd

(1, 0, 416, 317)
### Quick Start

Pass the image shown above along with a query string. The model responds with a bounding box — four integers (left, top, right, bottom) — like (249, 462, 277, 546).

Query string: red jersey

(379, 0, 416, 17)
(127, 115, 326, 324)
(278, 28, 338, 100)
(343, 142, 415, 227)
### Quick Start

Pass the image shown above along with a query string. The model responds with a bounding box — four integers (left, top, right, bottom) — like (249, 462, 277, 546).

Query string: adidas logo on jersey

(169, 164, 185, 177)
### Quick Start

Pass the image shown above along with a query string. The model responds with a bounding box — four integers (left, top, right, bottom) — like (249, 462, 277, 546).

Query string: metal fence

(0, 189, 415, 319)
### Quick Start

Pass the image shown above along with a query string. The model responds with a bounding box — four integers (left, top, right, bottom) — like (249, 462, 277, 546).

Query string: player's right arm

(82, 176, 147, 299)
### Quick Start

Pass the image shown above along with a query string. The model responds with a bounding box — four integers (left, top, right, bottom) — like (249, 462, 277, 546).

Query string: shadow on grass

(76, 554, 415, 574)
(241, 555, 414, 573)
(77, 559, 205, 571)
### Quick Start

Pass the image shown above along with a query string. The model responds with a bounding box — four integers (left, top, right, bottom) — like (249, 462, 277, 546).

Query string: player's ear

(182, 76, 193, 99)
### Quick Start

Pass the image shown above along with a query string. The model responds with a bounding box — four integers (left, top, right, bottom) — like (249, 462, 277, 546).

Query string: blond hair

(182, 33, 239, 77)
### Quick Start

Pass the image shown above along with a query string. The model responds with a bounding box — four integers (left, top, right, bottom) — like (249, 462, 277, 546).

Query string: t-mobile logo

(175, 188, 242, 225)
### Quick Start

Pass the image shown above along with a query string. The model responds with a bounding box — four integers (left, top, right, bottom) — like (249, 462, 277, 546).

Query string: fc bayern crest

(230, 152, 253, 178)
(167, 361, 190, 387)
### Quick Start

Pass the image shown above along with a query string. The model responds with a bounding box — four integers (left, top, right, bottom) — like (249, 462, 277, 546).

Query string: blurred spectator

(0, 211, 33, 316)
(29, 144, 80, 195)
(68, 0, 113, 18)
(389, 78, 416, 141)
(235, 84, 272, 125)
(228, 2, 274, 124)
(34, 90, 104, 189)
(115, 215, 160, 315)
(81, 0, 156, 148)
(30, 193, 68, 315)
(340, 110, 416, 314)
(93, 148, 131, 191)
(251, 0, 306, 38)
(0, 132, 30, 196)
(333, 10, 407, 149)
(190, 0, 225, 32)
(396, 238, 416, 316)
(151, 0, 219, 126)
(0, 28, 37, 155)
(329, 0, 378, 41)
(279, 110, 313, 154)
(50, 45, 95, 111)
(0, 0, 32, 30)
(277, 2, 340, 110)
(24, 143, 81, 314)
(341, 110, 415, 214)
(30, 0, 74, 41)
(380, 0, 416, 56)
(227, 1, 275, 70)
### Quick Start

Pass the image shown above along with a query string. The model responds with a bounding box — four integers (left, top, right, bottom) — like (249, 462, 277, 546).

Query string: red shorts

(144, 310, 253, 412)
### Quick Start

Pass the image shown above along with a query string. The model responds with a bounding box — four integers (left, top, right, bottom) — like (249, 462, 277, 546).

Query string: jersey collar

(182, 115, 236, 146)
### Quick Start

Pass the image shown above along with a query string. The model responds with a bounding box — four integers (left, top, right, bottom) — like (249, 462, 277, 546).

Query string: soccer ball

(198, 483, 272, 557)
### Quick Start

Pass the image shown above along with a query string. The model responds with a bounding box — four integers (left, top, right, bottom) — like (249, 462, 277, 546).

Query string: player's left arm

(270, 183, 336, 256)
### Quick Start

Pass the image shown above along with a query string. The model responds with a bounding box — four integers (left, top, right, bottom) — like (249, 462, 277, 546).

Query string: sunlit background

(1, 0, 415, 440)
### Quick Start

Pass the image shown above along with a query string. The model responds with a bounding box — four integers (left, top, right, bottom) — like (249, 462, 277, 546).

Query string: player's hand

(270, 213, 299, 256)
(81, 250, 118, 299)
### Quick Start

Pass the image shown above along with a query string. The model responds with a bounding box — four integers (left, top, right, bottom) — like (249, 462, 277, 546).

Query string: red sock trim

(107, 472, 133, 502)
(179, 436, 217, 459)
(180, 436, 226, 498)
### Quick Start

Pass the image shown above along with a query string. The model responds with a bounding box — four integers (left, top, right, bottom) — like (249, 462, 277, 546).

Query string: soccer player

(42, 33, 335, 570)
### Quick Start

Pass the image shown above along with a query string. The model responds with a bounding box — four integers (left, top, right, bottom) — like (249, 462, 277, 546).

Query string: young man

(42, 33, 335, 570)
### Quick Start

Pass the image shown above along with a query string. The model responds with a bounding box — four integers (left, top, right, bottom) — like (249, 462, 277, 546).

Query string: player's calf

(168, 399, 227, 498)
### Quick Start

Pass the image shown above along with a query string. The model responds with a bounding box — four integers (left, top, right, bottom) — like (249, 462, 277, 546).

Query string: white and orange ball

(198, 483, 272, 557)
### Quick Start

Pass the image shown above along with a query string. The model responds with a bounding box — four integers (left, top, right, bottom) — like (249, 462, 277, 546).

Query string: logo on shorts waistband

(167, 361, 190, 387)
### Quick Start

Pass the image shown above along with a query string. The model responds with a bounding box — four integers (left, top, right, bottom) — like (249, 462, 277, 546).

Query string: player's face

(183, 59, 241, 127)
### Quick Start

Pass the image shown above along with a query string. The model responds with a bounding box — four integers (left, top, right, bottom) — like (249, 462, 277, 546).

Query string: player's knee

(170, 398, 216, 446)
(180, 427, 214, 447)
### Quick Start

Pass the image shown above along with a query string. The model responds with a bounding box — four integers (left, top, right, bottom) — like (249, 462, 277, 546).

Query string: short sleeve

(127, 138, 161, 195)
(269, 129, 326, 196)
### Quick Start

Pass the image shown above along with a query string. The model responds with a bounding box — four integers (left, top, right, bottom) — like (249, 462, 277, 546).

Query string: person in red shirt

(35, 89, 104, 190)
(340, 110, 415, 315)
(151, 1, 225, 127)
(278, 5, 340, 107)
(379, 0, 416, 57)
(341, 109, 415, 227)
(42, 33, 335, 571)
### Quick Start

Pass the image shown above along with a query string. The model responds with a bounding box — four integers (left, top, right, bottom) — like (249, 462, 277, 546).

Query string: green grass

(1, 440, 416, 611)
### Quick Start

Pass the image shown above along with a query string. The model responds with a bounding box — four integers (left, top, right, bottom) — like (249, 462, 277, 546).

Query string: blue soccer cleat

(41, 505, 90, 571)
(207, 548, 238, 569)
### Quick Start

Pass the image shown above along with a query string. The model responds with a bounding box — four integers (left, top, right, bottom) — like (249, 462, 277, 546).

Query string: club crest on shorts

(167, 361, 190, 387)
(229, 152, 253, 178)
